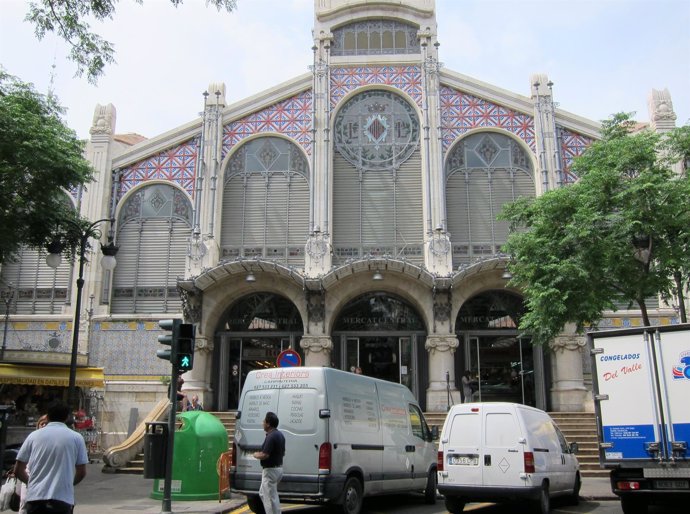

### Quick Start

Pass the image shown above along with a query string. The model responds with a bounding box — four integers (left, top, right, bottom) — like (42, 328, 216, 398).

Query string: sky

(1, 0, 688, 140)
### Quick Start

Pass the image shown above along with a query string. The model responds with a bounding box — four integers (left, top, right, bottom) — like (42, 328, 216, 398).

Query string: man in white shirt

(14, 402, 88, 514)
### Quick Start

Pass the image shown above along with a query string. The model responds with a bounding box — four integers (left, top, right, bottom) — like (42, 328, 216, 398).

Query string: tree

(500, 114, 690, 345)
(0, 70, 93, 264)
(26, 0, 238, 84)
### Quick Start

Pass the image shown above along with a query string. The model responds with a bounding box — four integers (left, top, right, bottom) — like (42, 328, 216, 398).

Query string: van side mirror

(569, 442, 579, 454)
(431, 425, 439, 441)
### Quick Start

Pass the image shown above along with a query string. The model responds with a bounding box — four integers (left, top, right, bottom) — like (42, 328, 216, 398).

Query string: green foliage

(26, 0, 238, 84)
(0, 70, 93, 264)
(501, 113, 690, 345)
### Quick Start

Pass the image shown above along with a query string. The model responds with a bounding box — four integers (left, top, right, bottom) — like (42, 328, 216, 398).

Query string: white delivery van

(437, 402, 580, 514)
(230, 367, 438, 514)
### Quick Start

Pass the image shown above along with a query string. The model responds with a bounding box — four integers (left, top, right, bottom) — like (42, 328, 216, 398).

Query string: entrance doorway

(214, 293, 303, 410)
(456, 291, 545, 409)
(333, 293, 426, 405)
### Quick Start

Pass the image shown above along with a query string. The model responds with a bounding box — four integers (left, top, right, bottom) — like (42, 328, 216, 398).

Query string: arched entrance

(455, 290, 546, 409)
(214, 293, 304, 410)
(332, 292, 427, 405)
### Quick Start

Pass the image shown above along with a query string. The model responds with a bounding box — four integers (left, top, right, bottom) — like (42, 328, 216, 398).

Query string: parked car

(437, 402, 580, 514)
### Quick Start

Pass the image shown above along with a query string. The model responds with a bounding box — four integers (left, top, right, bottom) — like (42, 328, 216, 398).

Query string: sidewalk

(74, 463, 246, 513)
(74, 463, 616, 514)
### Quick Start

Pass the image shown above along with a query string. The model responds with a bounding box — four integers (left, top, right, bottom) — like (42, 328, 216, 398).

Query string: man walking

(253, 411, 285, 514)
(14, 402, 88, 514)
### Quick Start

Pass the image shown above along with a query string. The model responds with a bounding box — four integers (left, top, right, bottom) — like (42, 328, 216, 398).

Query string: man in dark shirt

(253, 411, 285, 514)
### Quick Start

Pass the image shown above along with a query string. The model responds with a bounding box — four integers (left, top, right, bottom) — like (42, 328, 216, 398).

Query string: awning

(0, 364, 105, 388)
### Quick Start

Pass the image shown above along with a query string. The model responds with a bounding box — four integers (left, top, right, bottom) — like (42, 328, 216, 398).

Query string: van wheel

(534, 482, 550, 514)
(423, 469, 437, 504)
(621, 496, 648, 514)
(246, 495, 266, 514)
(444, 497, 465, 513)
(339, 477, 363, 514)
(567, 472, 581, 505)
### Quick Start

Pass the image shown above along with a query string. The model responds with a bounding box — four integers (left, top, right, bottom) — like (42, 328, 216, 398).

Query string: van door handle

(484, 455, 491, 466)
(561, 455, 565, 465)
(405, 445, 415, 452)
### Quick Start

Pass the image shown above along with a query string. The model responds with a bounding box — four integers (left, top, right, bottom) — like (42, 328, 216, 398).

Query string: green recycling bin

(151, 411, 228, 501)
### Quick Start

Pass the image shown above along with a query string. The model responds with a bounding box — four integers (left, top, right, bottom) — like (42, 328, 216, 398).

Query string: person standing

(253, 412, 285, 514)
(13, 402, 88, 514)
(16, 414, 49, 514)
(462, 370, 474, 403)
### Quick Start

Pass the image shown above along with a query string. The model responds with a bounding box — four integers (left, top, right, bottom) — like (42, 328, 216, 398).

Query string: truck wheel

(567, 472, 581, 505)
(621, 496, 648, 514)
(534, 482, 550, 514)
(424, 469, 437, 504)
(339, 477, 363, 514)
(444, 497, 466, 513)
(246, 495, 266, 514)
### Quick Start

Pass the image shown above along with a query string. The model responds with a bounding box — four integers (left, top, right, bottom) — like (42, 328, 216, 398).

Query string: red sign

(277, 349, 302, 368)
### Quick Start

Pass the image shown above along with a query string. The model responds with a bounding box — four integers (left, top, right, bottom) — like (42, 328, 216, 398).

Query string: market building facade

(0, 0, 682, 447)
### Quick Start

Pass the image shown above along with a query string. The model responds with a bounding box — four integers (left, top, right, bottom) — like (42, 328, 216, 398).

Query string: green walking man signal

(157, 319, 195, 371)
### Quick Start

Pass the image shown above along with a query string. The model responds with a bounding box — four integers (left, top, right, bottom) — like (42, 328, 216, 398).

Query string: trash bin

(143, 422, 168, 479)
(151, 411, 229, 501)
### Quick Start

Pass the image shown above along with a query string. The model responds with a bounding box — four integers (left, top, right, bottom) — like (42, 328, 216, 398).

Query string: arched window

(111, 183, 192, 314)
(220, 137, 309, 266)
(331, 20, 420, 56)
(0, 194, 74, 315)
(445, 132, 535, 267)
(332, 90, 423, 264)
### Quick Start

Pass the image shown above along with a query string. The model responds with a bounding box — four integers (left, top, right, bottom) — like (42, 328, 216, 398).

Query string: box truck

(436, 402, 580, 514)
(589, 324, 690, 514)
(230, 367, 438, 514)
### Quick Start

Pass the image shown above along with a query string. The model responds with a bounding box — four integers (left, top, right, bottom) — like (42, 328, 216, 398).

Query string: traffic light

(176, 323, 195, 372)
(157, 319, 181, 363)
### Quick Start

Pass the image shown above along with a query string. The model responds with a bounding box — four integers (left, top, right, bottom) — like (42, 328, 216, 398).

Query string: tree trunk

(674, 271, 687, 323)
(637, 297, 651, 327)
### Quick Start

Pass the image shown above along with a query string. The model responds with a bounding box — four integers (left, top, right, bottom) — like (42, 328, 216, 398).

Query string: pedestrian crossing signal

(176, 323, 195, 371)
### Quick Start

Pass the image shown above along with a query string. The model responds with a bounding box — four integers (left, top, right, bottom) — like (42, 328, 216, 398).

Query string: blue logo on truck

(671, 351, 690, 380)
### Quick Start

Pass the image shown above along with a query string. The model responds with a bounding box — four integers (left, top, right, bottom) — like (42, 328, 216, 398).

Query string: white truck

(589, 324, 690, 514)
(230, 367, 438, 514)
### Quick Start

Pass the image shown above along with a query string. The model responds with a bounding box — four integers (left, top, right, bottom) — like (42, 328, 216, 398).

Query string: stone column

(425, 335, 460, 411)
(549, 332, 589, 412)
(300, 336, 333, 368)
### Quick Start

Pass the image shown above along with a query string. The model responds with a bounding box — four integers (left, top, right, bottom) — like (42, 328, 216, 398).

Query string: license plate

(655, 480, 689, 489)
(449, 454, 478, 466)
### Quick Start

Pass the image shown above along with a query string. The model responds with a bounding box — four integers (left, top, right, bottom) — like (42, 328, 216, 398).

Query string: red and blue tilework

(330, 65, 423, 108)
(118, 139, 198, 201)
(560, 129, 594, 183)
(222, 90, 313, 159)
(440, 86, 536, 153)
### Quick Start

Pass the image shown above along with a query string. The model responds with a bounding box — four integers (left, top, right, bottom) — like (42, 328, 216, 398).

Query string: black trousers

(26, 499, 73, 514)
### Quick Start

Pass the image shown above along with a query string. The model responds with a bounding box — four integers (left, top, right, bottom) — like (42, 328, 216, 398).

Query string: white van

(437, 402, 580, 514)
(230, 367, 438, 514)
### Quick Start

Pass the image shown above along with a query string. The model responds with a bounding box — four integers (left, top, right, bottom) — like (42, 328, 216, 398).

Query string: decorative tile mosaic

(559, 128, 594, 183)
(89, 322, 170, 376)
(440, 86, 536, 153)
(222, 91, 313, 160)
(118, 139, 199, 201)
(330, 65, 423, 108)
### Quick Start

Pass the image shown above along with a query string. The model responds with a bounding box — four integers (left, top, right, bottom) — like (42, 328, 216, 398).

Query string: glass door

(467, 335, 535, 406)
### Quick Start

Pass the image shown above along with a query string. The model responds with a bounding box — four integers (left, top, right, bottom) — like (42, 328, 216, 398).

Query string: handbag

(0, 477, 17, 511)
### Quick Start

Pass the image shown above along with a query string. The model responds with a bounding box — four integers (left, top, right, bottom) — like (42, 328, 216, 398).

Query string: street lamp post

(46, 218, 118, 409)
(0, 283, 14, 361)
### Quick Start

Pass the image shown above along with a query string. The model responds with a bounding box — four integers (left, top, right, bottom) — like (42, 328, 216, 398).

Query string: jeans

(259, 467, 283, 514)
(25, 500, 73, 514)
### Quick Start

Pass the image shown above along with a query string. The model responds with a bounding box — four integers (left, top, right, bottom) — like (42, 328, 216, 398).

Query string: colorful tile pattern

(559, 128, 594, 183)
(89, 322, 171, 375)
(440, 86, 536, 153)
(222, 91, 313, 159)
(118, 139, 199, 201)
(330, 65, 423, 108)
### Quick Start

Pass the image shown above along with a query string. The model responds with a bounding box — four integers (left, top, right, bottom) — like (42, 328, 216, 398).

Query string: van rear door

(443, 408, 482, 487)
(482, 405, 524, 487)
